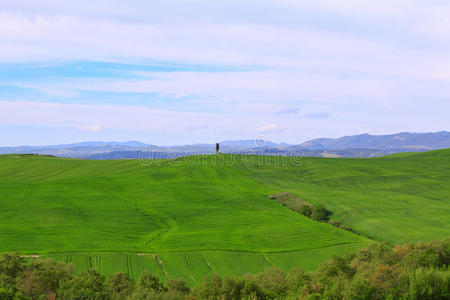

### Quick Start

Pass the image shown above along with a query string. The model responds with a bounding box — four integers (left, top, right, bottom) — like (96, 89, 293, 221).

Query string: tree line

(1, 239, 449, 299)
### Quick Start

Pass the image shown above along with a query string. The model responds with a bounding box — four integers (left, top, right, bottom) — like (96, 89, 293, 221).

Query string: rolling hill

(0, 149, 448, 285)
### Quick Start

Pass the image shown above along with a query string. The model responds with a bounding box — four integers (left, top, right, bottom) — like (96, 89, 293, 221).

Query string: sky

(0, 0, 449, 146)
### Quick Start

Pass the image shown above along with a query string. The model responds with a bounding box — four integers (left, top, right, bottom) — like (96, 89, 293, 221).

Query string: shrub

(109, 272, 134, 298)
(57, 269, 109, 300)
(254, 267, 288, 297)
(317, 254, 356, 279)
(0, 252, 24, 284)
(299, 205, 313, 218)
(192, 275, 222, 299)
(311, 204, 333, 221)
(139, 272, 166, 292)
(286, 267, 310, 295)
(408, 267, 450, 300)
(17, 259, 72, 299)
(167, 278, 190, 295)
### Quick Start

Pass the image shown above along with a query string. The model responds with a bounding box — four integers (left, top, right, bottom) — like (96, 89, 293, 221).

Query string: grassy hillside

(0, 149, 448, 284)
(251, 149, 450, 244)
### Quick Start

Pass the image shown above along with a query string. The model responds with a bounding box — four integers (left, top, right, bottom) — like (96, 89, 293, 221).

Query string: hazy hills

(295, 131, 450, 150)
(0, 131, 448, 159)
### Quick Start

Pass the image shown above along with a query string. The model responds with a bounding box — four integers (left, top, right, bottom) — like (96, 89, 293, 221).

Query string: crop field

(0, 149, 448, 284)
(42, 245, 358, 285)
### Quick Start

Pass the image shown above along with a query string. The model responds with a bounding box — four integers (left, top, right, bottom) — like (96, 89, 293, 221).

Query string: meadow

(0, 149, 448, 285)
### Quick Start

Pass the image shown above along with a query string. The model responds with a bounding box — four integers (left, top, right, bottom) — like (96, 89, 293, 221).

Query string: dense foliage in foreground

(1, 240, 449, 299)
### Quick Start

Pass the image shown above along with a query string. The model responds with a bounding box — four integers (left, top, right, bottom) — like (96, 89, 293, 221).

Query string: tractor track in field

(151, 254, 168, 276)
(35, 241, 363, 257)
(136, 241, 364, 255)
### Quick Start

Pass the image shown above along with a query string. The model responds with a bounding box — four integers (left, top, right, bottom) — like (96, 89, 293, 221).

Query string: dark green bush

(311, 204, 333, 221)
(299, 205, 313, 218)
(408, 267, 450, 300)
(110, 272, 134, 299)
(57, 269, 109, 300)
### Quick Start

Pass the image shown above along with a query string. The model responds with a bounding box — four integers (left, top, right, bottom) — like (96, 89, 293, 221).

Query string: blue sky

(0, 0, 449, 146)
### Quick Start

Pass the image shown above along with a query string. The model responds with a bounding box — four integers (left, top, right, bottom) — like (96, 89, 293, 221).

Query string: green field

(0, 150, 448, 285)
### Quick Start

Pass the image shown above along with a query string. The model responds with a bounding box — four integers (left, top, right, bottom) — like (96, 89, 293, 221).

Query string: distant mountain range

(294, 131, 450, 150)
(1, 131, 448, 159)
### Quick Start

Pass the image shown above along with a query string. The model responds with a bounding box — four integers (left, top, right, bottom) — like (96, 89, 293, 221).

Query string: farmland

(0, 149, 448, 285)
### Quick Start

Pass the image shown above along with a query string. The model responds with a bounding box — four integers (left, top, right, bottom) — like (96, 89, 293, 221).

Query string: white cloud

(0, 2, 449, 70)
(0, 1, 449, 144)
(40, 88, 81, 99)
(0, 100, 448, 145)
(256, 123, 279, 133)
(79, 124, 102, 132)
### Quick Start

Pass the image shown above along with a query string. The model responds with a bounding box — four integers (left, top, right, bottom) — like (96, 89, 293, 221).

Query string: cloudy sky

(1, 0, 449, 146)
